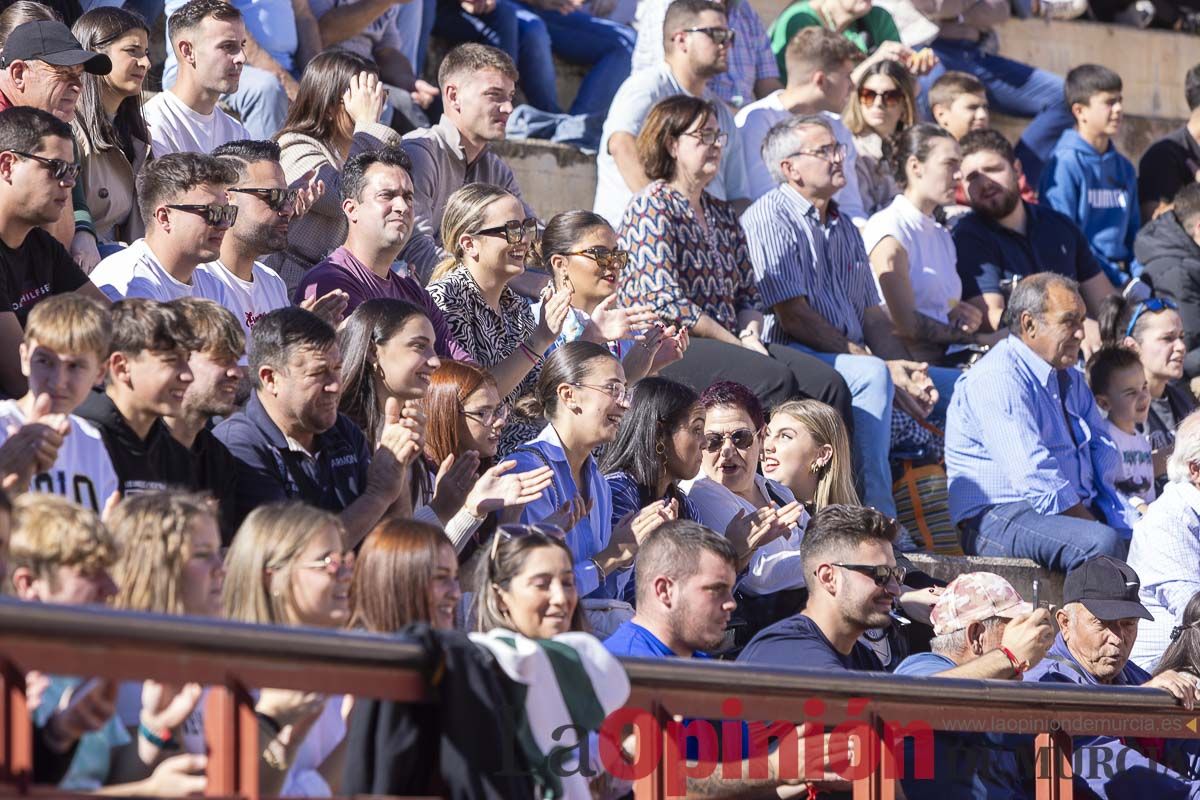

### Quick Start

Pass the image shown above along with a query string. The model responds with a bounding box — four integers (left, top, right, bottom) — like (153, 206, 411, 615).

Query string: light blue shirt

(945, 336, 1129, 528)
(509, 423, 616, 599)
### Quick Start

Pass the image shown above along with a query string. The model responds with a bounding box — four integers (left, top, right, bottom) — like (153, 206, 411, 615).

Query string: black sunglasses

(9, 150, 80, 182)
(229, 187, 299, 212)
(474, 217, 538, 245)
(703, 428, 755, 453)
(563, 247, 630, 270)
(833, 563, 907, 587)
(682, 26, 736, 45)
(167, 203, 239, 227)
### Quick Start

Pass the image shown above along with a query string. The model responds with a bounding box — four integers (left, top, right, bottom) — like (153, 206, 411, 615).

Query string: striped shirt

(742, 184, 879, 347)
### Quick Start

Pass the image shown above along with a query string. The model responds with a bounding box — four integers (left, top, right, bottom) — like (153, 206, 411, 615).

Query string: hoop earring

(809, 461, 822, 475)
(655, 440, 666, 456)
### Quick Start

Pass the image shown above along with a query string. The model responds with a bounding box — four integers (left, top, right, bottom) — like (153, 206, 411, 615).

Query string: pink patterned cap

(931, 572, 1033, 636)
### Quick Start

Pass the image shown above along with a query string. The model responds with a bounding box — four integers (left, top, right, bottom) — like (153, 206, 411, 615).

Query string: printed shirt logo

(1086, 188, 1129, 209)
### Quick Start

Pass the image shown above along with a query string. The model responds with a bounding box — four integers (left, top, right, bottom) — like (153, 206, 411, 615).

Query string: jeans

(919, 38, 1075, 186)
(162, 63, 290, 141)
(433, 0, 561, 112)
(927, 363, 963, 424)
(960, 501, 1127, 572)
(510, 0, 634, 115)
(789, 345, 897, 519)
(392, 0, 425, 70)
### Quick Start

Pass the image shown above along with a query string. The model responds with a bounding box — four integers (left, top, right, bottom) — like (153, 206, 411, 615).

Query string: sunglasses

(563, 247, 630, 270)
(298, 551, 356, 576)
(9, 150, 80, 182)
(474, 217, 538, 245)
(229, 186, 299, 213)
(167, 203, 239, 227)
(858, 87, 905, 108)
(682, 129, 729, 148)
(490, 523, 566, 562)
(682, 26, 736, 45)
(834, 563, 907, 587)
(703, 428, 755, 453)
(1125, 297, 1179, 337)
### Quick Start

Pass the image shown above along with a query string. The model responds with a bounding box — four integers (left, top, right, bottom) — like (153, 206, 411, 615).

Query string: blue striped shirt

(945, 336, 1131, 529)
(742, 184, 879, 347)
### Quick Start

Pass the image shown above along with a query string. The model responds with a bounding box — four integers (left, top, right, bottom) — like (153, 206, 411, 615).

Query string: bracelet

(138, 721, 179, 751)
(518, 342, 542, 365)
(998, 645, 1027, 677)
(589, 556, 607, 583)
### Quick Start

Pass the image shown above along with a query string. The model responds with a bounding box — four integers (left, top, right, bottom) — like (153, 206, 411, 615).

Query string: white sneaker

(1036, 0, 1089, 19)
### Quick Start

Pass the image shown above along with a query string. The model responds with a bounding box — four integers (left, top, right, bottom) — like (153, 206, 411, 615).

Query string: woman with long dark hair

(71, 6, 151, 250)
(843, 59, 915, 216)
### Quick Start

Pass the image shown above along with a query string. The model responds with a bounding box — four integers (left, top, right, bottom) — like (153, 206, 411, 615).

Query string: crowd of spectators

(3, 0, 1200, 793)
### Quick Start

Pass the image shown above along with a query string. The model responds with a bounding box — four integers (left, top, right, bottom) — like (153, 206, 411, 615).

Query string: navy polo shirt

(953, 202, 1104, 300)
(212, 391, 371, 530)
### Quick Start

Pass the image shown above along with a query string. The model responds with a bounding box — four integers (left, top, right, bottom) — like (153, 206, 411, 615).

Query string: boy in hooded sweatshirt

(1039, 64, 1139, 290)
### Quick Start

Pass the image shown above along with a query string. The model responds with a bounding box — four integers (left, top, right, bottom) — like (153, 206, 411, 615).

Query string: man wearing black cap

(1026, 555, 1200, 798)
(0, 19, 111, 273)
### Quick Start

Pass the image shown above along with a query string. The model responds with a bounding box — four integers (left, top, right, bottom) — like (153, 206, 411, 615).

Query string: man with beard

(946, 273, 1131, 572)
(593, 0, 749, 228)
(953, 128, 1117, 346)
(89, 153, 238, 305)
(201, 139, 346, 339)
(294, 148, 473, 363)
(164, 298, 243, 543)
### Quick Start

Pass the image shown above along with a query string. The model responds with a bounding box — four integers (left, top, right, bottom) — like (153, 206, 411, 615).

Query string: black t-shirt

(1138, 126, 1200, 212)
(736, 613, 886, 673)
(0, 227, 88, 326)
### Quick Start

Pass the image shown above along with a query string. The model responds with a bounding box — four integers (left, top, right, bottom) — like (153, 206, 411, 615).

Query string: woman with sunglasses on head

(508, 341, 677, 633)
(864, 124, 1001, 375)
(761, 399, 858, 513)
(843, 60, 914, 216)
(71, 7, 151, 254)
(1098, 294, 1194, 476)
(222, 502, 355, 796)
(270, 52, 401, 292)
(428, 183, 574, 454)
(619, 96, 854, 424)
(476, 525, 584, 636)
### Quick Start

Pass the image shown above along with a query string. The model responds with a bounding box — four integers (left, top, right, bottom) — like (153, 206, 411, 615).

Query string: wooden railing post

(205, 679, 259, 800)
(633, 700, 671, 800)
(0, 659, 30, 793)
(853, 712, 896, 800)
(1035, 730, 1074, 800)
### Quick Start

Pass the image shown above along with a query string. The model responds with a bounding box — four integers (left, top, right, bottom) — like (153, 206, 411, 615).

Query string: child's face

(20, 339, 106, 415)
(1075, 91, 1123, 137)
(1097, 362, 1151, 426)
(119, 347, 194, 418)
(935, 93, 989, 140)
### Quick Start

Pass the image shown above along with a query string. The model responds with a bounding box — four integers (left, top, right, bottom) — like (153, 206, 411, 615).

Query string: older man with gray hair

(946, 272, 1134, 573)
(741, 113, 956, 526)
(1129, 409, 1200, 669)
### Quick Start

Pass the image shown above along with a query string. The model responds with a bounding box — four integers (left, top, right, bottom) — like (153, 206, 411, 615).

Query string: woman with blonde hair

(427, 183, 573, 453)
(761, 399, 858, 511)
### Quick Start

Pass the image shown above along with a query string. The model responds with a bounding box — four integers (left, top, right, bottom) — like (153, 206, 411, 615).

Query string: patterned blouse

(617, 181, 762, 332)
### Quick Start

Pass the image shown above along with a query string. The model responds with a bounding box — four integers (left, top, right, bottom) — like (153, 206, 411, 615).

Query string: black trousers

(659, 338, 855, 435)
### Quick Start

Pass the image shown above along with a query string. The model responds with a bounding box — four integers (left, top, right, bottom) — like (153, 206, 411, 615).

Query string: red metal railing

(0, 599, 1196, 799)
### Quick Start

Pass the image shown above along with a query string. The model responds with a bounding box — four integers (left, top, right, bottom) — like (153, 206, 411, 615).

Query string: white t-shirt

(282, 696, 346, 797)
(90, 239, 231, 306)
(679, 474, 810, 596)
(734, 93, 867, 224)
(862, 193, 962, 325)
(1105, 419, 1156, 507)
(196, 259, 290, 340)
(142, 90, 250, 159)
(0, 400, 118, 514)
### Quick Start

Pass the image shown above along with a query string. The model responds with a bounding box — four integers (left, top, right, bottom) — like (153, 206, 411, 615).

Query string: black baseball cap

(1, 21, 110, 75)
(1062, 555, 1152, 622)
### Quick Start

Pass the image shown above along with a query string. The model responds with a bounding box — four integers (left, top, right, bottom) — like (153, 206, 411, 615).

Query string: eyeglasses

(1125, 297, 1179, 337)
(571, 382, 629, 404)
(473, 217, 538, 245)
(9, 150, 80, 182)
(229, 187, 299, 213)
(463, 403, 510, 426)
(703, 428, 756, 453)
(681, 26, 736, 45)
(833, 563, 907, 587)
(563, 247, 630, 270)
(167, 203, 239, 227)
(786, 143, 847, 163)
(298, 551, 356, 576)
(490, 523, 566, 562)
(682, 129, 729, 148)
(858, 87, 905, 108)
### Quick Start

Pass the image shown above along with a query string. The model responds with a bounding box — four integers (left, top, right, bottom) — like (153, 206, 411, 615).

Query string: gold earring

(809, 461, 822, 474)
(655, 441, 666, 456)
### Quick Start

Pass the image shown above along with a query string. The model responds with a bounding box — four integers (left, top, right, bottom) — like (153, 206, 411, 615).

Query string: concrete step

(905, 552, 1064, 607)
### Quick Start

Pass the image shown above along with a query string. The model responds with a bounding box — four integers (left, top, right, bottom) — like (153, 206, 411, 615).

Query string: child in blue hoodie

(1039, 64, 1140, 289)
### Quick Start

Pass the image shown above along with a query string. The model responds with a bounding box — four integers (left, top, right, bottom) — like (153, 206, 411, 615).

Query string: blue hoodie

(1039, 129, 1140, 288)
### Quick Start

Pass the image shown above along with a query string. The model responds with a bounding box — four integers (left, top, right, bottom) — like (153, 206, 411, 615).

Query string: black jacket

(76, 390, 195, 496)
(1135, 212, 1200, 377)
(342, 625, 537, 799)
